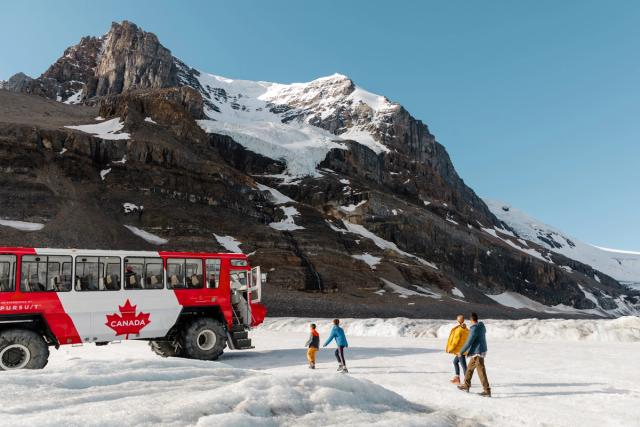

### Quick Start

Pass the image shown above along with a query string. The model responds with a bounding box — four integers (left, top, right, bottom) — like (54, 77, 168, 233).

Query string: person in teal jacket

(457, 312, 491, 397)
(323, 318, 349, 373)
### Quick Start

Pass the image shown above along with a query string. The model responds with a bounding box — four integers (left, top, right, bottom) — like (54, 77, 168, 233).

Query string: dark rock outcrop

(87, 21, 178, 98)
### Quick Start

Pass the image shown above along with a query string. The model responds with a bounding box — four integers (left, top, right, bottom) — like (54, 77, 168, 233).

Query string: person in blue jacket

(323, 318, 349, 373)
(457, 312, 491, 397)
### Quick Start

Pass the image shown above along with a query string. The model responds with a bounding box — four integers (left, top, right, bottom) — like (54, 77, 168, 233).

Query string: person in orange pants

(306, 323, 320, 369)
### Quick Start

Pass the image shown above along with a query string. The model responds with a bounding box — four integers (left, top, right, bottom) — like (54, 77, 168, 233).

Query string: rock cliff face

(87, 21, 178, 98)
(1, 21, 637, 318)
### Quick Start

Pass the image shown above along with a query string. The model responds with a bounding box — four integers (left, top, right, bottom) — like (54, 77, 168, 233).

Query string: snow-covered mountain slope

(486, 199, 640, 290)
(191, 72, 396, 176)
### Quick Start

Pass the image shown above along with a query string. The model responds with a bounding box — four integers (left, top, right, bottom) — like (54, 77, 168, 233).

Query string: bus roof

(0, 247, 247, 259)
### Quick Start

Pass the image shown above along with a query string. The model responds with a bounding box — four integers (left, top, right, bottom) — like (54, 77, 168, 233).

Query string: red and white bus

(0, 247, 266, 370)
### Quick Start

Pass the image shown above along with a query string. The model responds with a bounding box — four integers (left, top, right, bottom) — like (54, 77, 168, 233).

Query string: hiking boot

(457, 385, 470, 392)
(480, 390, 491, 397)
(450, 376, 461, 384)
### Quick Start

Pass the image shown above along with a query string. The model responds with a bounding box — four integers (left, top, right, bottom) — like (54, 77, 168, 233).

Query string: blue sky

(2, 1, 639, 250)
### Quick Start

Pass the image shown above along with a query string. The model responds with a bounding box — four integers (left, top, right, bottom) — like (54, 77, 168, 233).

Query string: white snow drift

(1, 317, 639, 427)
(259, 316, 640, 342)
(2, 353, 445, 427)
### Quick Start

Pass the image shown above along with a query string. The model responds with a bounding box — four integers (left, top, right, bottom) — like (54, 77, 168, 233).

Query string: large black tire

(180, 318, 226, 361)
(149, 340, 180, 358)
(0, 329, 49, 370)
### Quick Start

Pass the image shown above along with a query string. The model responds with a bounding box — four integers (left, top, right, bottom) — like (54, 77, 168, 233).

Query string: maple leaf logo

(105, 299, 151, 339)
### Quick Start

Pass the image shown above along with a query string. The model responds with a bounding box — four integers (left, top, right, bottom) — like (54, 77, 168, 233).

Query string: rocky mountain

(1, 20, 637, 318)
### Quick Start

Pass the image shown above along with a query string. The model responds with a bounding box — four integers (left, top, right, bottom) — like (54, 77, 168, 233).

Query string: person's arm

(305, 334, 312, 347)
(323, 329, 335, 347)
(459, 327, 476, 355)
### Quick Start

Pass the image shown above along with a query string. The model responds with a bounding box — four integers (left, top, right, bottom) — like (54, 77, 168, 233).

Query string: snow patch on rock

(342, 220, 438, 269)
(256, 183, 294, 205)
(124, 225, 168, 245)
(122, 203, 141, 214)
(339, 200, 367, 213)
(351, 253, 381, 269)
(452, 287, 465, 298)
(269, 206, 304, 231)
(381, 279, 441, 299)
(65, 118, 130, 140)
(0, 219, 45, 231)
(214, 234, 243, 253)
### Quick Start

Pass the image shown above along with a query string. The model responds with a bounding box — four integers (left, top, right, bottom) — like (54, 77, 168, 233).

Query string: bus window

(206, 259, 221, 288)
(21, 255, 72, 292)
(0, 255, 16, 292)
(167, 258, 203, 289)
(125, 257, 163, 290)
(75, 257, 100, 291)
(104, 260, 121, 290)
(76, 256, 121, 291)
(167, 259, 183, 288)
(185, 260, 203, 288)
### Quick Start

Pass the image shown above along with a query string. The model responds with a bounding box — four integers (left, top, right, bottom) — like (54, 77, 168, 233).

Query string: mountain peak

(88, 20, 176, 98)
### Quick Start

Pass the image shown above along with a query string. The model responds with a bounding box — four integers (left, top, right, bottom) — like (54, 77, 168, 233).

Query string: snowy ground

(2, 317, 638, 427)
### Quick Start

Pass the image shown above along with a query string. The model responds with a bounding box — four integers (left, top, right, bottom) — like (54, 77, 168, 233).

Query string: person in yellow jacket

(445, 314, 470, 384)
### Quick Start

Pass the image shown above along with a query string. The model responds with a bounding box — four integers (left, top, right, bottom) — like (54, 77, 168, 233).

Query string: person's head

(456, 314, 465, 324)
(470, 312, 479, 324)
(126, 265, 133, 272)
(333, 318, 340, 326)
(310, 323, 316, 330)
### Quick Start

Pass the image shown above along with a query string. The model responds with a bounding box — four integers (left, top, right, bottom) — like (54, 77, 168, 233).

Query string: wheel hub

(196, 330, 217, 351)
(0, 344, 31, 370)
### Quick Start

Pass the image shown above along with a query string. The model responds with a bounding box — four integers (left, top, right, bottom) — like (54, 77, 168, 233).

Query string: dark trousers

(334, 346, 346, 366)
(453, 354, 467, 376)
(464, 355, 491, 392)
